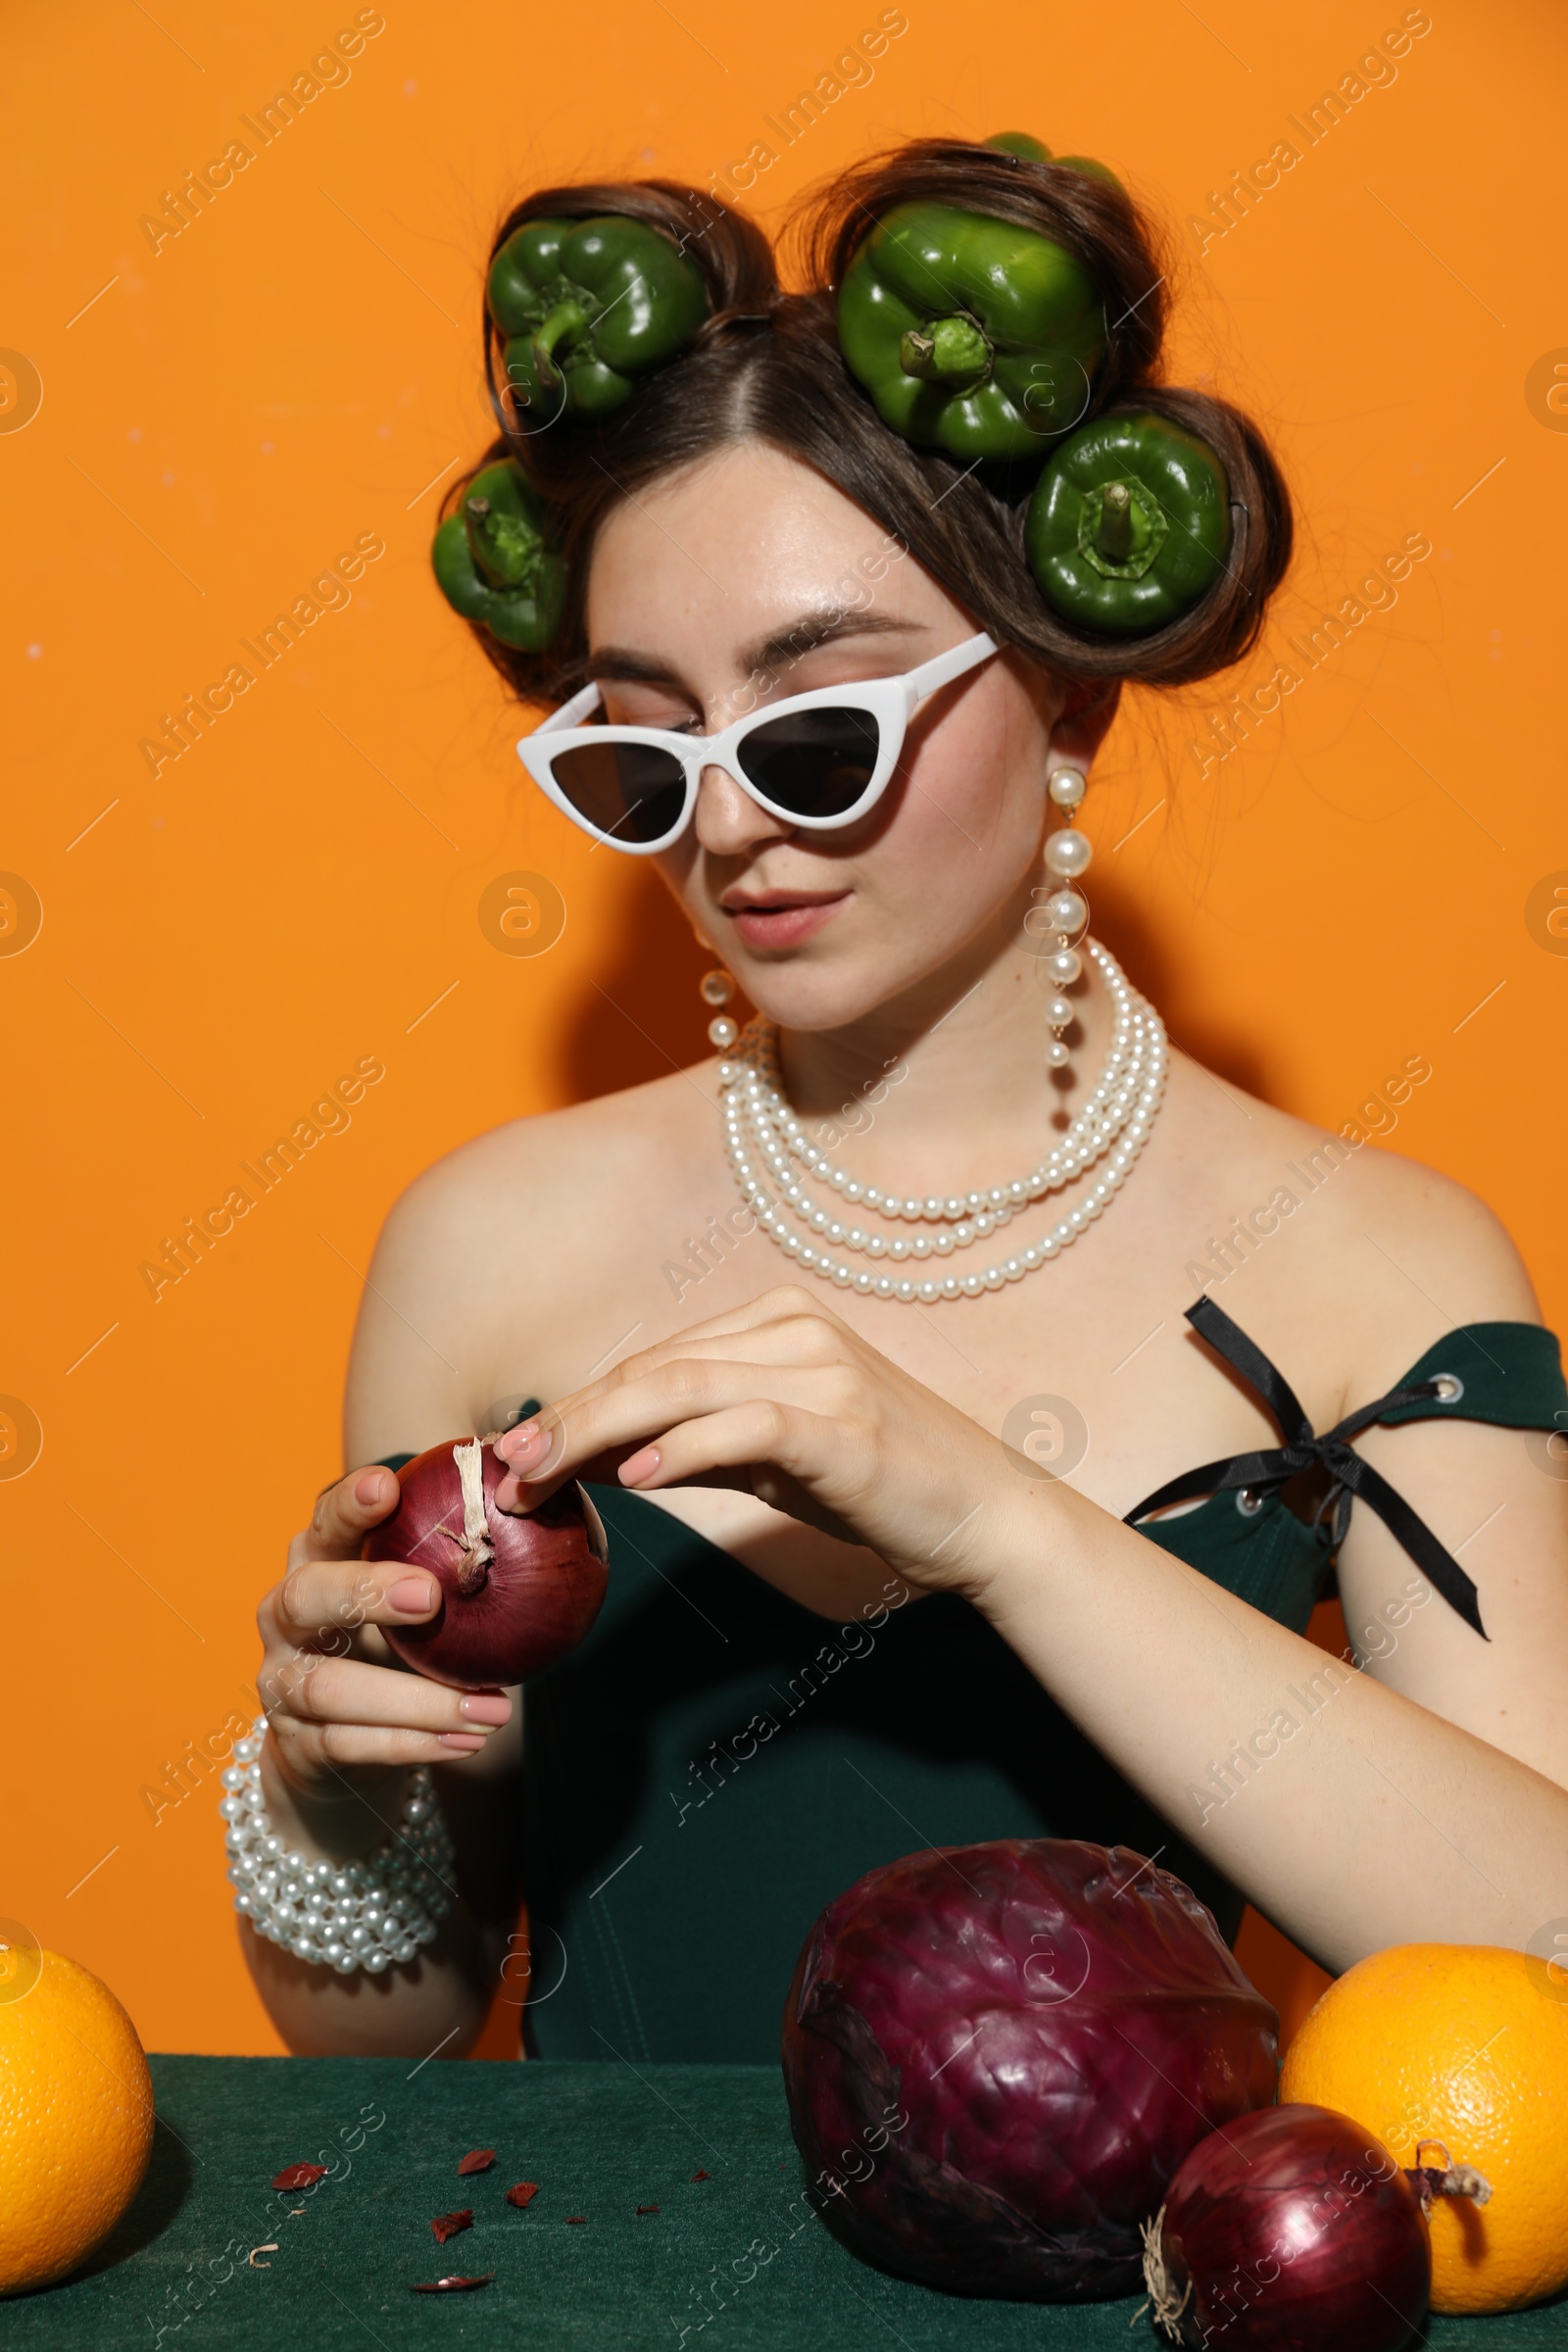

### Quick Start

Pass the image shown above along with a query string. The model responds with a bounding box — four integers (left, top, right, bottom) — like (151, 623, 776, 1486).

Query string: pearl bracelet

(220, 1715, 456, 1973)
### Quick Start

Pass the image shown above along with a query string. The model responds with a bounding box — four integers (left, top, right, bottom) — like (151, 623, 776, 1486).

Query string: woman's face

(582, 441, 1064, 1035)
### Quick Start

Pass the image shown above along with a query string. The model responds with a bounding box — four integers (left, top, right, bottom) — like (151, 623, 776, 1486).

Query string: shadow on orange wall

(560, 865, 719, 1102)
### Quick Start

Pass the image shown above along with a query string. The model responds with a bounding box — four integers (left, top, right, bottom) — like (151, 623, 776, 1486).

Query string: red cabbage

(781, 1838, 1278, 2300)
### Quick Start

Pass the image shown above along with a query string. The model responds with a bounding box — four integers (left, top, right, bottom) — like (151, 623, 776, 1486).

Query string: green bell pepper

(1024, 413, 1232, 636)
(430, 461, 565, 652)
(488, 216, 709, 423)
(837, 200, 1107, 463)
(1052, 154, 1122, 187)
(984, 130, 1122, 188)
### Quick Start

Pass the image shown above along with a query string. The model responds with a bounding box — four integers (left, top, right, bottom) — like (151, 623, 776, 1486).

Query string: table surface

(14, 2057, 1566, 2350)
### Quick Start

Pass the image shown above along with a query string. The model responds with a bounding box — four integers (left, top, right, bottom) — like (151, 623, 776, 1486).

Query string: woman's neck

(770, 928, 1120, 1201)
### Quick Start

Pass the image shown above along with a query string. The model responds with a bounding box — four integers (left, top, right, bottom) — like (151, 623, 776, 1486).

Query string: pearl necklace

(716, 938, 1167, 1303)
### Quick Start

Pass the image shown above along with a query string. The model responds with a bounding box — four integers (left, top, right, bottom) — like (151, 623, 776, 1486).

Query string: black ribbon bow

(1124, 1296, 1487, 1640)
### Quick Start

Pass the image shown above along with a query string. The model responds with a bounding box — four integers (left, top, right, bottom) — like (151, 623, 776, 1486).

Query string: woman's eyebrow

(578, 611, 926, 699)
(738, 609, 924, 678)
(578, 649, 689, 689)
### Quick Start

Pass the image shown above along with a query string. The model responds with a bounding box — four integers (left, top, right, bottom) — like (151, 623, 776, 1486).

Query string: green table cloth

(14, 2056, 1567, 2348)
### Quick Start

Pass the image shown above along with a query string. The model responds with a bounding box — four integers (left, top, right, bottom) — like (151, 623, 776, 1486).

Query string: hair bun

(435, 151, 1292, 703)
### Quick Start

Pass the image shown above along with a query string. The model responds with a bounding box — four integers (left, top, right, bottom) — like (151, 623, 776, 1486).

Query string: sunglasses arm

(903, 630, 1000, 712)
(534, 679, 604, 734)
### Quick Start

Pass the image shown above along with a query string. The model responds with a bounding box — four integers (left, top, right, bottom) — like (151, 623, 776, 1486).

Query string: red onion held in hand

(364, 1438, 608, 1690)
(1143, 2101, 1488, 2351)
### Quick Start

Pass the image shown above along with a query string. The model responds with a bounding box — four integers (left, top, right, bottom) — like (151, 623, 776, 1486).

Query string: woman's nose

(691, 761, 795, 856)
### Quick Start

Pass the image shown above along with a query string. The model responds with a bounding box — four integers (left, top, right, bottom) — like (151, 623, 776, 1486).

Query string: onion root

(1141, 2209, 1191, 2341)
(452, 1438, 493, 1595)
(1408, 2139, 1493, 2211)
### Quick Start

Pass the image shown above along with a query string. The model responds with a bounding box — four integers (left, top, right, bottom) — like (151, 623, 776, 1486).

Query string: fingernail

(438, 1732, 487, 1751)
(387, 1576, 436, 1615)
(459, 1692, 511, 1725)
(496, 1420, 542, 1462)
(619, 1446, 661, 1486)
(356, 1469, 389, 1505)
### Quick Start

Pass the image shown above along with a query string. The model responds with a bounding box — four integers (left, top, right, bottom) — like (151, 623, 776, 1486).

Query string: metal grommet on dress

(1235, 1488, 1265, 1516)
(1432, 1373, 1465, 1403)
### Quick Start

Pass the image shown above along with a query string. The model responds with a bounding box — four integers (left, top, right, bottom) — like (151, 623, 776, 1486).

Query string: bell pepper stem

(1095, 480, 1136, 563)
(531, 297, 592, 387)
(899, 315, 994, 393)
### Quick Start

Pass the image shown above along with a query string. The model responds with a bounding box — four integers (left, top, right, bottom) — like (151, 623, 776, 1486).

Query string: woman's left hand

(491, 1284, 1040, 1602)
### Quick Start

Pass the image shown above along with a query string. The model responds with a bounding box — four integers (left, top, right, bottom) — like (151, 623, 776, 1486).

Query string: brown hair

(446, 138, 1292, 698)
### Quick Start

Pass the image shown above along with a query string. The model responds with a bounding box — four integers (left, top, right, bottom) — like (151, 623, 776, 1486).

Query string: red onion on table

(1142, 2101, 1492, 2352)
(781, 1838, 1279, 2300)
(364, 1438, 608, 1690)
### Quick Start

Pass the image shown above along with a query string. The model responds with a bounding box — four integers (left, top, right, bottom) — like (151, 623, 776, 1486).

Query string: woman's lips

(722, 893, 850, 951)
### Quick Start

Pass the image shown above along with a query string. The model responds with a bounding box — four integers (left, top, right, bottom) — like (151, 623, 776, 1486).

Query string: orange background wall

(4, 0, 1564, 2057)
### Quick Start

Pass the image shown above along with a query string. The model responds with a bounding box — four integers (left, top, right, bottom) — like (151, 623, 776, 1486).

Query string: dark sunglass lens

(549, 742, 686, 845)
(737, 707, 882, 817)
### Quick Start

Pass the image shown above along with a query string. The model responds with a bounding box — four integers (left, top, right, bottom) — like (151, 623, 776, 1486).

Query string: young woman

(236, 141, 1568, 2062)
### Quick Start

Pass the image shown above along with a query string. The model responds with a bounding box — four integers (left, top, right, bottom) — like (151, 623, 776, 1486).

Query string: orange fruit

(1280, 1941, 1568, 2315)
(0, 1937, 155, 2296)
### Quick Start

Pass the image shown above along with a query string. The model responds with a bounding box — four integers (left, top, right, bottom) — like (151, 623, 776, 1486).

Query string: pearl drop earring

(702, 966, 738, 1050)
(1041, 765, 1092, 1071)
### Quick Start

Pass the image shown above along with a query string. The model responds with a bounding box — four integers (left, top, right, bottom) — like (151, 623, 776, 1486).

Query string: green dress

(382, 1301, 1567, 2064)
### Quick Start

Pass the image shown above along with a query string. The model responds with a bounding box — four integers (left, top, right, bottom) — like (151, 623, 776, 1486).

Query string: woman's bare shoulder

(1315, 1128, 1542, 1359)
(346, 1064, 725, 1442)
(384, 1064, 716, 1244)
(1171, 1055, 1544, 1412)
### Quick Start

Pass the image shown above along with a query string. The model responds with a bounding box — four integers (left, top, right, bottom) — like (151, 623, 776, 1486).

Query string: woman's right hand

(256, 1465, 514, 1807)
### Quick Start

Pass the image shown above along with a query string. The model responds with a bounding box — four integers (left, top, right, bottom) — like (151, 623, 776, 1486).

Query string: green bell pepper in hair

(986, 131, 1053, 163)
(488, 216, 709, 423)
(1052, 154, 1122, 187)
(431, 461, 565, 651)
(983, 130, 1121, 187)
(837, 199, 1106, 463)
(1024, 413, 1232, 636)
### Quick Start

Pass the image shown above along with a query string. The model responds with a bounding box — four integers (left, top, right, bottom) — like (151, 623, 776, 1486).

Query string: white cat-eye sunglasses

(514, 630, 1000, 854)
